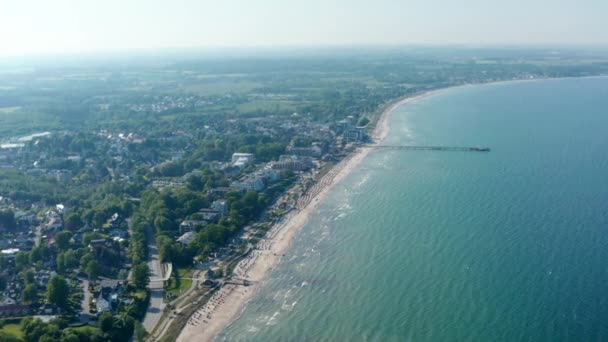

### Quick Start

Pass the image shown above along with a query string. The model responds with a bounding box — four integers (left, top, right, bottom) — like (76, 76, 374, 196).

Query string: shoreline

(174, 75, 606, 341)
(175, 88, 432, 342)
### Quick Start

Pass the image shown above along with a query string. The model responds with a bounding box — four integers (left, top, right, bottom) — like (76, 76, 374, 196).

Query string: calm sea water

(218, 77, 608, 341)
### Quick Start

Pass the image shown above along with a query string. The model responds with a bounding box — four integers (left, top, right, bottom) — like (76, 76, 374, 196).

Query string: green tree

(64, 213, 83, 231)
(80, 253, 94, 269)
(133, 321, 147, 342)
(131, 263, 150, 289)
(47, 275, 70, 310)
(0, 209, 16, 232)
(56, 253, 66, 273)
(21, 283, 38, 304)
(55, 231, 72, 250)
(20, 269, 35, 284)
(29, 246, 44, 264)
(15, 251, 30, 270)
(60, 333, 80, 342)
(99, 312, 114, 333)
(86, 260, 101, 280)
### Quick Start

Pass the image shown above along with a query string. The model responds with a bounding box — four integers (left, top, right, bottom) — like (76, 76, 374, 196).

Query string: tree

(85, 260, 101, 280)
(55, 231, 72, 250)
(60, 333, 80, 342)
(15, 251, 30, 270)
(20, 269, 35, 284)
(29, 247, 44, 264)
(47, 275, 70, 310)
(56, 253, 65, 273)
(0, 209, 16, 232)
(21, 284, 38, 304)
(80, 253, 94, 269)
(64, 213, 83, 232)
(133, 321, 147, 342)
(131, 263, 150, 289)
(99, 312, 114, 332)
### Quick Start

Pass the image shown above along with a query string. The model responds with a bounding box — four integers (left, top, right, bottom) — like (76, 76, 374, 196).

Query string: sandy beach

(176, 91, 430, 342)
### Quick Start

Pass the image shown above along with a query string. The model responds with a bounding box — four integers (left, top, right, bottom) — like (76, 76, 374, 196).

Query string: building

(231, 153, 255, 164)
(88, 239, 106, 253)
(1, 248, 19, 259)
(286, 145, 322, 158)
(210, 187, 245, 197)
(231, 177, 265, 192)
(220, 165, 241, 177)
(45, 218, 63, 231)
(271, 155, 313, 171)
(344, 127, 368, 142)
(177, 231, 196, 245)
(198, 209, 220, 223)
(255, 169, 281, 183)
(179, 220, 207, 233)
(0, 304, 31, 317)
(211, 200, 228, 217)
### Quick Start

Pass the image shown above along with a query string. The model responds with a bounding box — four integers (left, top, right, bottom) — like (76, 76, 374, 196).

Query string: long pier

(364, 145, 490, 152)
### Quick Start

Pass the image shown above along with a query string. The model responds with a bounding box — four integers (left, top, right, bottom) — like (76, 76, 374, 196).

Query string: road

(79, 279, 92, 323)
(142, 227, 166, 333)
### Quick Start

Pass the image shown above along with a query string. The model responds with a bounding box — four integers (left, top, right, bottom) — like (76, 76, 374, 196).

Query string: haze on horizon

(1, 0, 607, 55)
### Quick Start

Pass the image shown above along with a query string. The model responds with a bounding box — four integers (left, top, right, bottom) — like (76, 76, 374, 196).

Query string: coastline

(175, 88, 432, 342)
(174, 75, 607, 341)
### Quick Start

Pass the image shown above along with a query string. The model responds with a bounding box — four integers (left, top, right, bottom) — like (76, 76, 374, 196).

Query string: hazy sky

(1, 0, 607, 55)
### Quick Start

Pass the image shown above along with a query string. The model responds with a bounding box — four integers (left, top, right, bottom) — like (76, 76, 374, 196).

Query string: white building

(231, 153, 255, 164)
(231, 177, 265, 192)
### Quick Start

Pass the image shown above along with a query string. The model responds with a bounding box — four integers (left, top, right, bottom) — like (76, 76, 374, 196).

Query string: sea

(218, 77, 608, 341)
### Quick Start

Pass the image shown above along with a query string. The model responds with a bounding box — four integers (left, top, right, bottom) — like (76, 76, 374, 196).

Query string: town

(1, 47, 608, 341)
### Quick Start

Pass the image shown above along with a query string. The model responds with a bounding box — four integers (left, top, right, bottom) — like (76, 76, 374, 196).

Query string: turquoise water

(218, 77, 608, 341)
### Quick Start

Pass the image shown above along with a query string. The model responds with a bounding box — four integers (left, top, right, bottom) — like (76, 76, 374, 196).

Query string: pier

(364, 145, 490, 152)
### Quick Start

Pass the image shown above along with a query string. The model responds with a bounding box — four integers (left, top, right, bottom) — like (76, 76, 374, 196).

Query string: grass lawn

(0, 323, 24, 340)
(165, 267, 194, 298)
(68, 326, 100, 335)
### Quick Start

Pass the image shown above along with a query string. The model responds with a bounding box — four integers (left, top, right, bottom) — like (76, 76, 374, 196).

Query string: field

(165, 267, 194, 297)
(0, 322, 24, 340)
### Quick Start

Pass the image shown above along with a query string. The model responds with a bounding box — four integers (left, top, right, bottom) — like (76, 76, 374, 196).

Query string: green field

(0, 323, 24, 340)
(236, 100, 297, 113)
(180, 80, 262, 95)
(165, 267, 194, 297)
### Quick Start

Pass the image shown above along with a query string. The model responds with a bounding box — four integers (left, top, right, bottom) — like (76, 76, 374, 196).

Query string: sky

(1, 0, 607, 55)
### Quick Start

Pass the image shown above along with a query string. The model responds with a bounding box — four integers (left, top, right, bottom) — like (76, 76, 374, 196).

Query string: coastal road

(142, 227, 166, 333)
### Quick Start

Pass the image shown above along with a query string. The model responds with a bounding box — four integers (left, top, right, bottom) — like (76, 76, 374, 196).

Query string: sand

(176, 92, 429, 342)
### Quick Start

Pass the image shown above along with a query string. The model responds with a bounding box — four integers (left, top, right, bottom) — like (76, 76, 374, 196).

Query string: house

(210, 200, 228, 217)
(96, 294, 111, 313)
(220, 165, 241, 177)
(88, 239, 106, 253)
(255, 169, 281, 184)
(198, 209, 220, 223)
(177, 231, 196, 245)
(13, 235, 33, 250)
(45, 218, 63, 231)
(179, 220, 207, 233)
(0, 304, 31, 317)
(96, 280, 122, 313)
(210, 187, 245, 197)
(231, 177, 265, 192)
